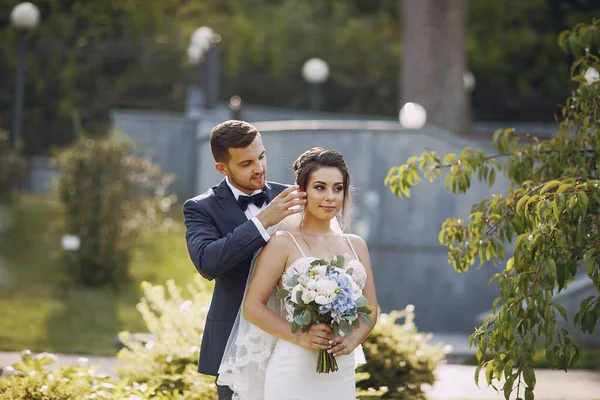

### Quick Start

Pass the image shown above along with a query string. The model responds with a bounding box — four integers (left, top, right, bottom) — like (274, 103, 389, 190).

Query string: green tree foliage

(385, 20, 600, 399)
(53, 131, 174, 287)
(2, 0, 600, 155)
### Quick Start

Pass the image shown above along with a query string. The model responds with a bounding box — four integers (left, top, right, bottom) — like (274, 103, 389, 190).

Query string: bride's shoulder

(345, 234, 368, 252)
(267, 231, 297, 248)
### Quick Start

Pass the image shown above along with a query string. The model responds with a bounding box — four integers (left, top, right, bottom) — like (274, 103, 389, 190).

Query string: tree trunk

(400, 0, 469, 134)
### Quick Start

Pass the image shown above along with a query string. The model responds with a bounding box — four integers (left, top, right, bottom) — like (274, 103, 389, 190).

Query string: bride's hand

(327, 336, 358, 357)
(297, 323, 334, 350)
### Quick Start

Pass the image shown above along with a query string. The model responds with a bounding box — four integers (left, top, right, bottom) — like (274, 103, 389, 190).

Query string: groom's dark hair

(210, 120, 261, 163)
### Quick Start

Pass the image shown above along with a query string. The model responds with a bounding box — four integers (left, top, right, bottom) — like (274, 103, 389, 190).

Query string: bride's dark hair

(293, 147, 352, 231)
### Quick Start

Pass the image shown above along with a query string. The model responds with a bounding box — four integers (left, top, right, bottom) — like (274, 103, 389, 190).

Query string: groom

(183, 120, 306, 399)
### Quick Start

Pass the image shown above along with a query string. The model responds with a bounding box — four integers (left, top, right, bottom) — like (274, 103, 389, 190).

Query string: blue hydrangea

(318, 271, 356, 318)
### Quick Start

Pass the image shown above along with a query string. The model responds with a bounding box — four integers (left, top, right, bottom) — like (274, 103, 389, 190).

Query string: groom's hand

(297, 323, 334, 350)
(256, 185, 306, 229)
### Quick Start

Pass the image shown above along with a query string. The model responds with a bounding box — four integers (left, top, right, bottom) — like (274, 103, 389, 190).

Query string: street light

(584, 67, 599, 85)
(186, 27, 221, 111)
(463, 70, 476, 92)
(10, 2, 40, 148)
(302, 58, 329, 110)
(463, 70, 476, 134)
(399, 102, 427, 129)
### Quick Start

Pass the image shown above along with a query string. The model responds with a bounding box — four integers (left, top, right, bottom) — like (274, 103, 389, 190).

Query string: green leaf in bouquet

(291, 322, 300, 333)
(345, 314, 357, 321)
(339, 319, 353, 336)
(276, 289, 289, 299)
(360, 313, 373, 326)
(302, 324, 310, 333)
(302, 309, 313, 325)
(358, 305, 375, 314)
(332, 255, 345, 268)
(352, 319, 361, 329)
(294, 314, 305, 326)
(355, 297, 369, 307)
(284, 275, 299, 287)
(333, 323, 340, 337)
(296, 291, 305, 305)
(346, 267, 354, 276)
(310, 259, 328, 266)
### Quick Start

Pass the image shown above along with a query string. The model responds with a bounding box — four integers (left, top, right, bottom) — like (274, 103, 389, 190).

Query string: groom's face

(216, 136, 267, 195)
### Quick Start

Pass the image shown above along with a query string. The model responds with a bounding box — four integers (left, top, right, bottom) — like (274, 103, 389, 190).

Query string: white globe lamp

(399, 102, 427, 129)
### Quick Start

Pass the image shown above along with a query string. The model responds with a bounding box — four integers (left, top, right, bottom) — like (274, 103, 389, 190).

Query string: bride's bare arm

(329, 234, 379, 357)
(243, 233, 333, 350)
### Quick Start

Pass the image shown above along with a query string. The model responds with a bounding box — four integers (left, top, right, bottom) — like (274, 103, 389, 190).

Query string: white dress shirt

(225, 176, 272, 241)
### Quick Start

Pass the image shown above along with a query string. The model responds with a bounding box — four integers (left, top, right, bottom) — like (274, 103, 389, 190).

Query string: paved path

(1, 351, 599, 399)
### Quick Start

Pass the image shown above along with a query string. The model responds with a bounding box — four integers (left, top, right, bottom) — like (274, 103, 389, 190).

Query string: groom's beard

(228, 171, 266, 193)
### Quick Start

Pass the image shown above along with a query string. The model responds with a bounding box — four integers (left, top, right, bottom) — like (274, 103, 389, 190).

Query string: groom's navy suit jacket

(183, 179, 287, 376)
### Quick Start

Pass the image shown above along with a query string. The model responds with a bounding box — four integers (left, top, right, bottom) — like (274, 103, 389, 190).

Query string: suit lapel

(215, 179, 248, 228)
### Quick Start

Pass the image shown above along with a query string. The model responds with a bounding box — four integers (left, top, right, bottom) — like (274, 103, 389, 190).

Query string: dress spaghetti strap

(344, 235, 359, 260)
(283, 231, 306, 257)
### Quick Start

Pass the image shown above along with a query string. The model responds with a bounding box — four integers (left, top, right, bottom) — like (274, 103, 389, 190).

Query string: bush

(0, 131, 26, 233)
(357, 306, 450, 399)
(0, 350, 148, 399)
(117, 276, 217, 399)
(52, 131, 174, 287)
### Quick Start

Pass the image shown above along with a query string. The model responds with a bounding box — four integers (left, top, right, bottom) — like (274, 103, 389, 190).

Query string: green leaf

(485, 360, 494, 385)
(294, 314, 305, 326)
(360, 313, 373, 326)
(339, 319, 353, 336)
(291, 322, 299, 334)
(302, 309, 312, 325)
(355, 297, 369, 307)
(523, 366, 536, 389)
(489, 168, 496, 187)
(474, 363, 483, 387)
(577, 191, 589, 210)
(554, 304, 568, 321)
(525, 387, 534, 400)
(276, 289, 289, 299)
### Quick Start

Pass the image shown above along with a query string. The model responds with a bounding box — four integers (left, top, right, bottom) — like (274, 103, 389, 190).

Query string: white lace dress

(263, 233, 367, 400)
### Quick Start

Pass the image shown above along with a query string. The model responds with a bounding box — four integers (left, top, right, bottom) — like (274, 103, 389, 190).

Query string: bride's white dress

(263, 232, 368, 400)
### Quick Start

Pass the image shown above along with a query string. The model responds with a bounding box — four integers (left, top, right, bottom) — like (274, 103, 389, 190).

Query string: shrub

(0, 350, 148, 399)
(0, 131, 26, 234)
(357, 306, 450, 399)
(117, 276, 217, 399)
(0, 130, 26, 204)
(52, 131, 174, 287)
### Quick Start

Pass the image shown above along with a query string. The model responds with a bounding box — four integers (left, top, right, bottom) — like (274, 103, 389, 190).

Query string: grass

(0, 194, 198, 355)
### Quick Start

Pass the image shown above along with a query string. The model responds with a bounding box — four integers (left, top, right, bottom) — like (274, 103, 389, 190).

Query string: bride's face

(304, 167, 345, 220)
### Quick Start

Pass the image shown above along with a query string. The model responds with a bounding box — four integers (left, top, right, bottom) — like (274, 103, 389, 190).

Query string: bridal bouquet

(276, 256, 374, 373)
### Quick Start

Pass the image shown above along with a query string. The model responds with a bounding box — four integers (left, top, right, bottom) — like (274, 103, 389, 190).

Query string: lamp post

(399, 102, 427, 129)
(10, 2, 40, 148)
(463, 70, 476, 135)
(187, 27, 221, 113)
(302, 58, 329, 111)
(584, 67, 599, 85)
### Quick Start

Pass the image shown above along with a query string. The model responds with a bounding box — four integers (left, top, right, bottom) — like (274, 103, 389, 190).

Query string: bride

(217, 148, 378, 400)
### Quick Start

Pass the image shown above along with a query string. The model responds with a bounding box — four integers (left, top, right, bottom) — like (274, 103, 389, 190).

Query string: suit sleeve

(183, 199, 267, 281)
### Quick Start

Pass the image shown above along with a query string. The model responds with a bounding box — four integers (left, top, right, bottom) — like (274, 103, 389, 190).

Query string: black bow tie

(237, 191, 267, 211)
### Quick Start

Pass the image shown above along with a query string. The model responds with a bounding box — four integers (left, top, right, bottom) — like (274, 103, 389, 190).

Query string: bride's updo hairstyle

(293, 147, 352, 231)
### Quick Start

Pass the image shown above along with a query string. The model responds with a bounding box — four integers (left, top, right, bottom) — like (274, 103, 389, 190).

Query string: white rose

(306, 278, 318, 290)
(315, 295, 331, 305)
(316, 278, 337, 296)
(312, 265, 327, 277)
(290, 284, 303, 304)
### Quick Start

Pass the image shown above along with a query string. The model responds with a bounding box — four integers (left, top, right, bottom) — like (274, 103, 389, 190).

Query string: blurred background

(1, 2, 600, 397)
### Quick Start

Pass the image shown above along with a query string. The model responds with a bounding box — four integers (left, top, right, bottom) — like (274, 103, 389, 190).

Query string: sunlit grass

(0, 194, 197, 355)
